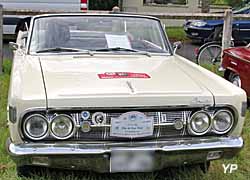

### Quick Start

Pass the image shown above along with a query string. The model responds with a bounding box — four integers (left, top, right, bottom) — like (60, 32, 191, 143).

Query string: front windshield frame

(27, 14, 173, 56)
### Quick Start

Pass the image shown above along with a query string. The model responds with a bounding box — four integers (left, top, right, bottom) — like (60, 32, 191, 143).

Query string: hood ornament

(191, 97, 211, 104)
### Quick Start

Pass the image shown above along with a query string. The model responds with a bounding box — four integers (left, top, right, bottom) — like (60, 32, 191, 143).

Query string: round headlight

(188, 111, 211, 135)
(213, 110, 234, 134)
(190, 21, 207, 27)
(24, 114, 48, 140)
(50, 114, 74, 139)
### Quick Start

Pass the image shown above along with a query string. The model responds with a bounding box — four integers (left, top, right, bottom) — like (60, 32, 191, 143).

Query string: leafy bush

(211, 0, 247, 7)
(225, 0, 245, 7)
(89, 0, 119, 10)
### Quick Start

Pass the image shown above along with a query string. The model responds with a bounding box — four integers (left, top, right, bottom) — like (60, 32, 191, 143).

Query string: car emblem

(81, 111, 90, 120)
(129, 114, 137, 121)
(92, 112, 106, 125)
(174, 119, 184, 130)
(81, 121, 91, 133)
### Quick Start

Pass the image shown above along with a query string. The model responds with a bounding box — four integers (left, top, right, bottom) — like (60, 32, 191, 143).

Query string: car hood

(39, 54, 214, 108)
(224, 47, 250, 62)
(204, 20, 224, 26)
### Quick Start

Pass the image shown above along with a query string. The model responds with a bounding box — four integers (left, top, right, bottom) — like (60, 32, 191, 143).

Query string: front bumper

(7, 137, 243, 172)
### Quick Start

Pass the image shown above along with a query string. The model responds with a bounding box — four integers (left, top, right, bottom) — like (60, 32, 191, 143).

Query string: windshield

(29, 15, 170, 54)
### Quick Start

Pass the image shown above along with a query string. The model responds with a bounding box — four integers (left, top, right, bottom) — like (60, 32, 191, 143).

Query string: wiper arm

(95, 47, 138, 52)
(36, 47, 93, 54)
(95, 47, 151, 57)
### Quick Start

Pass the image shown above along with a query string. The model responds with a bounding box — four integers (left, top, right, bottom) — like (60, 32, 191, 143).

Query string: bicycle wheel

(197, 42, 222, 73)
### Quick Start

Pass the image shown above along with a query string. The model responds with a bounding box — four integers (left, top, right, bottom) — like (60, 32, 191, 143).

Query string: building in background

(122, 0, 230, 26)
(123, 0, 229, 12)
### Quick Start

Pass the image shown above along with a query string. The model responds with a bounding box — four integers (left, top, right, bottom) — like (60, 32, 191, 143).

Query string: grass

(199, 63, 224, 77)
(0, 60, 250, 179)
(166, 27, 189, 42)
(211, 0, 228, 5)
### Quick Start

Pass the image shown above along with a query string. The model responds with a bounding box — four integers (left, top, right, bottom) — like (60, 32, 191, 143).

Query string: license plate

(191, 32, 199, 36)
(110, 111, 154, 138)
(110, 150, 154, 172)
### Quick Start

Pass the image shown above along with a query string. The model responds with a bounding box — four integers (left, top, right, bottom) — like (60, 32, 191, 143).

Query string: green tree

(211, 0, 246, 7)
(225, 0, 244, 7)
(89, 0, 119, 10)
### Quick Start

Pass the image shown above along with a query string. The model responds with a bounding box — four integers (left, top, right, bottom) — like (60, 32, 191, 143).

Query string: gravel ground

(176, 41, 199, 62)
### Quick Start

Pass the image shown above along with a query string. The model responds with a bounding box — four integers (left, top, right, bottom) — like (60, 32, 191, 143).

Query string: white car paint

(8, 14, 247, 146)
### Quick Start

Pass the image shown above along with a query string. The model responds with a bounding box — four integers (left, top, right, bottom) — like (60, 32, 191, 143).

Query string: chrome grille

(70, 110, 191, 141)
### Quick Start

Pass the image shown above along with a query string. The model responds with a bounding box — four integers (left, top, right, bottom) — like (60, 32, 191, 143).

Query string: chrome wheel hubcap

(231, 75, 241, 87)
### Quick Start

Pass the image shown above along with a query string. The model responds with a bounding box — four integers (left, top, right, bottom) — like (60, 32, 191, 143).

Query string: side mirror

(21, 31, 28, 40)
(173, 41, 182, 54)
(9, 42, 19, 50)
(16, 31, 28, 49)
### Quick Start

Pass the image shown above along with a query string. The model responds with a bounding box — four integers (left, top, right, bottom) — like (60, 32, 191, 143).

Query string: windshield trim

(30, 50, 171, 57)
(26, 14, 173, 56)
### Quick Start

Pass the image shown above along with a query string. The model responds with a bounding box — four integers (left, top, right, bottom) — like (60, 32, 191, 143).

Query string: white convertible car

(6, 14, 247, 176)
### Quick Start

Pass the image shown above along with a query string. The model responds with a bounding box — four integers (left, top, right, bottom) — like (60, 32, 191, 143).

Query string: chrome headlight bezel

(23, 114, 49, 140)
(212, 110, 234, 134)
(50, 114, 76, 140)
(188, 111, 211, 136)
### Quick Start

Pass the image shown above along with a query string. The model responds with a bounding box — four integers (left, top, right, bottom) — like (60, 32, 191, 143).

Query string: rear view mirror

(17, 31, 28, 49)
(21, 31, 28, 40)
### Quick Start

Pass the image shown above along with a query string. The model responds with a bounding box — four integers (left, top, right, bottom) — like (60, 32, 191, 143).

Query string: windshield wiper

(94, 47, 151, 57)
(36, 47, 93, 55)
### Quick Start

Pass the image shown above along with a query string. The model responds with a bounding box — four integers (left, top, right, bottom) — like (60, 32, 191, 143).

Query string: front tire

(199, 161, 210, 173)
(228, 73, 241, 87)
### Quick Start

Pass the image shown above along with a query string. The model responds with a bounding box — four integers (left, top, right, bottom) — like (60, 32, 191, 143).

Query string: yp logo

(222, 164, 238, 174)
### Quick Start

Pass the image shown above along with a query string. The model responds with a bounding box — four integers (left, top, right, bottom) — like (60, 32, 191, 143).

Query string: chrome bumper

(7, 137, 243, 172)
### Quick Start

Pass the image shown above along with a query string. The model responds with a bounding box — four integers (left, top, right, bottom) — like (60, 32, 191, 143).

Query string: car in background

(1, 0, 88, 36)
(222, 45, 250, 101)
(6, 13, 247, 177)
(184, 6, 250, 43)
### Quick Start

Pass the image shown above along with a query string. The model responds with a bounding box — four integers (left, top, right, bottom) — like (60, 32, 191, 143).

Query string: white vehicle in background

(1, 0, 88, 36)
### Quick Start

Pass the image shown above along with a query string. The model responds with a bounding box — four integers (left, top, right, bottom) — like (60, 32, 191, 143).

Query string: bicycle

(195, 24, 240, 73)
(196, 41, 224, 73)
(195, 35, 242, 74)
